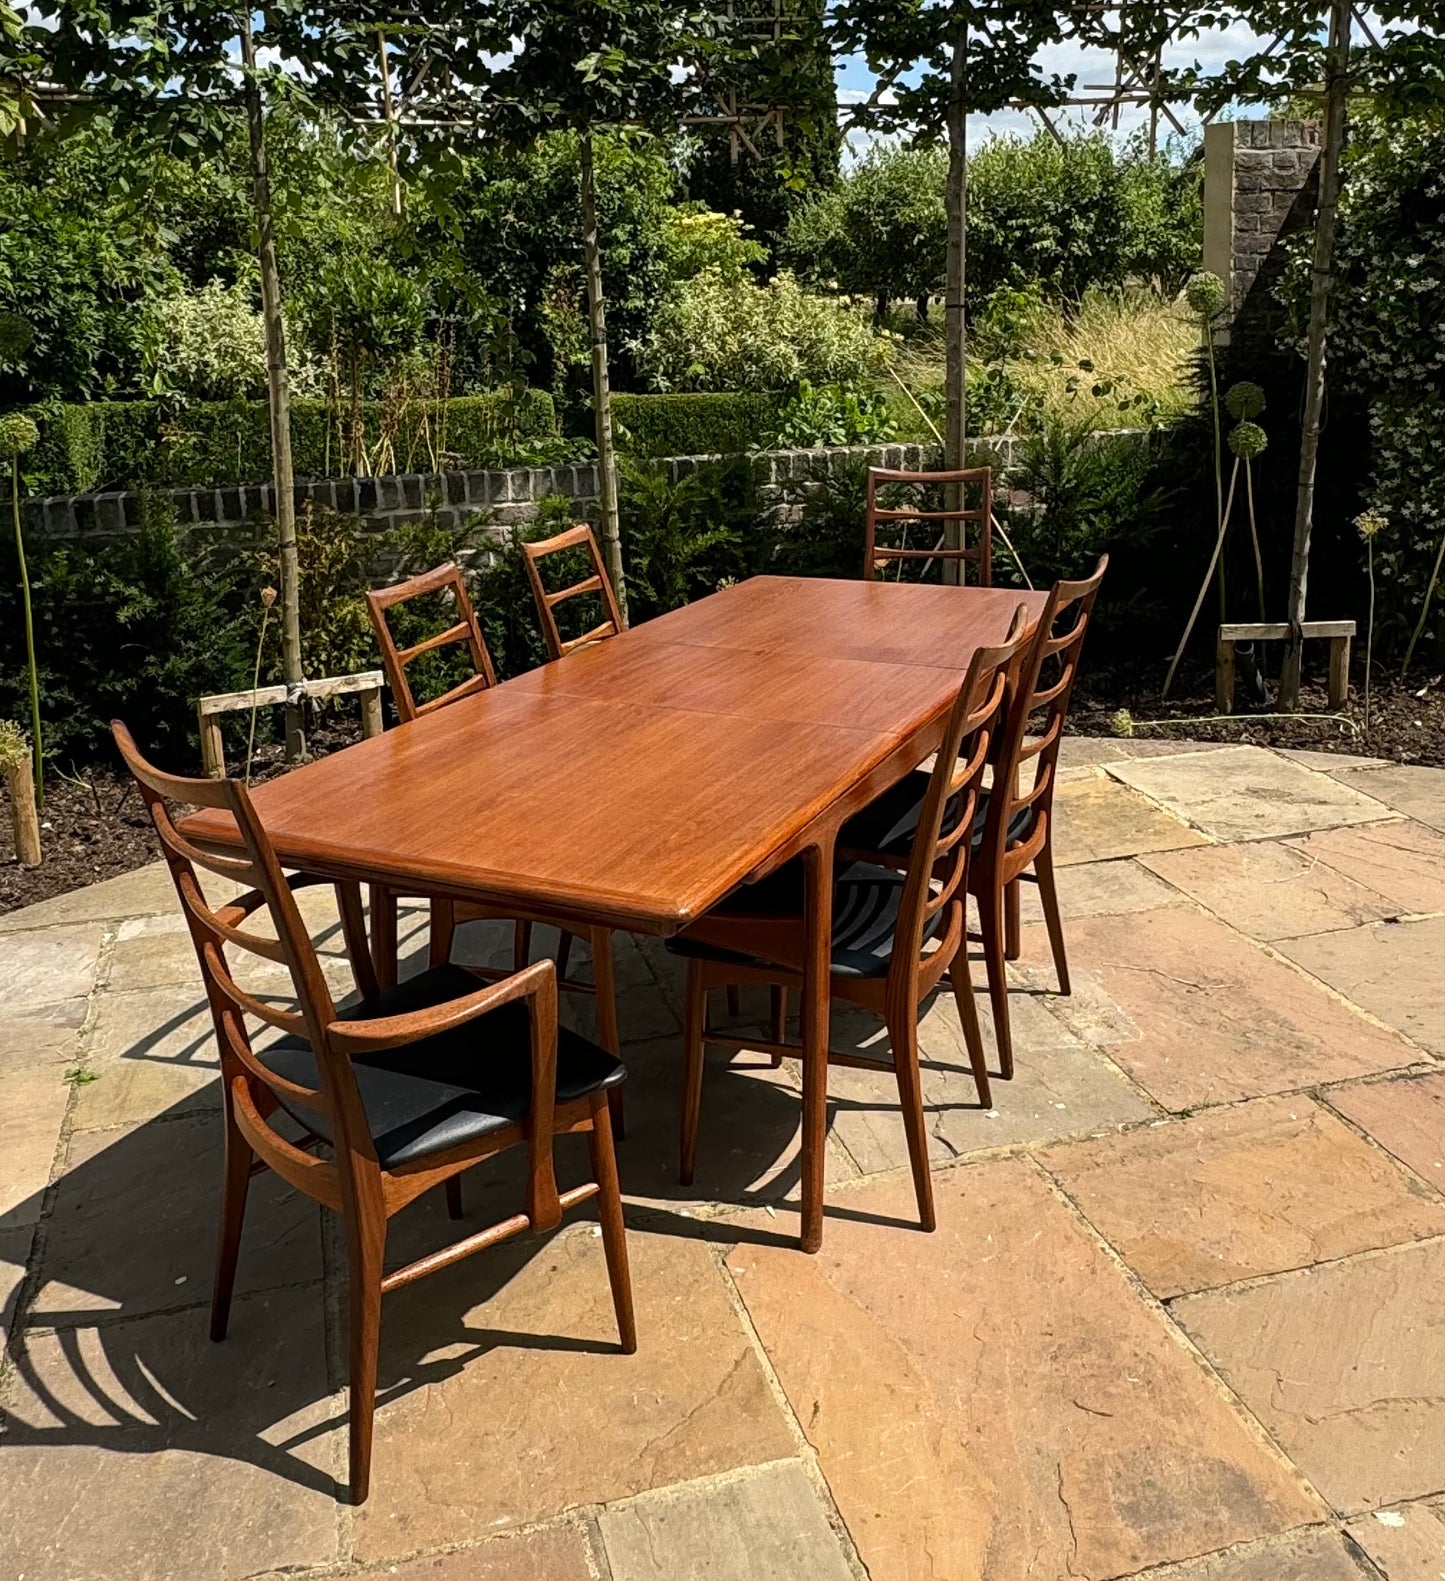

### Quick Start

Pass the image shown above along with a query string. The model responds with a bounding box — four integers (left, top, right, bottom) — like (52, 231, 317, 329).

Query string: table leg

(799, 841, 834, 1254)
(369, 884, 399, 990)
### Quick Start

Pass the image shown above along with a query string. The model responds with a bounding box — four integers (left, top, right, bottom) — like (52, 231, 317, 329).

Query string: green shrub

(23, 390, 560, 494)
(631, 268, 891, 393)
(610, 392, 788, 457)
(768, 381, 899, 448)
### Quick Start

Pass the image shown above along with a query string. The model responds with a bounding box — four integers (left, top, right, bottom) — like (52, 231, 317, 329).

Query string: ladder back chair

(969, 556, 1107, 1077)
(111, 722, 635, 1506)
(521, 524, 624, 660)
(365, 564, 623, 1111)
(666, 607, 1029, 1234)
(863, 466, 993, 586)
(364, 562, 497, 724)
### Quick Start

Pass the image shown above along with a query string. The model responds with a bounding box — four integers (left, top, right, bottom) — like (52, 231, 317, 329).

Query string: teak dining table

(182, 574, 1049, 1252)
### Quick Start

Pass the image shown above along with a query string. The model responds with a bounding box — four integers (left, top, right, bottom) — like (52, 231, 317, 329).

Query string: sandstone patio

(1, 739, 1440, 1581)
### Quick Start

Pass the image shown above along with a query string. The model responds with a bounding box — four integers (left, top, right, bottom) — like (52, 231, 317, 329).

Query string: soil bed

(3, 671, 1440, 919)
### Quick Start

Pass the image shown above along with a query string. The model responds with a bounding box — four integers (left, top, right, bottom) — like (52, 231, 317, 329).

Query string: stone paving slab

(0, 995, 88, 1077)
(1049, 772, 1209, 865)
(1108, 745, 1396, 842)
(1328, 763, 1445, 832)
(1127, 1527, 1370, 1580)
(598, 1463, 854, 1581)
(366, 1525, 599, 1580)
(1140, 839, 1404, 941)
(1016, 855, 1186, 926)
(349, 1223, 796, 1563)
(0, 861, 181, 933)
(1324, 1072, 1445, 1193)
(0, 921, 104, 1009)
(0, 1291, 341, 1581)
(1345, 1497, 1445, 1581)
(726, 1160, 1323, 1581)
(1174, 1239, 1445, 1517)
(72, 986, 223, 1129)
(1, 1225, 32, 1365)
(29, 1111, 324, 1325)
(1282, 819, 1444, 918)
(1278, 917, 1444, 1056)
(0, 1062, 71, 1231)
(1013, 908, 1420, 1111)
(1039, 1095, 1443, 1298)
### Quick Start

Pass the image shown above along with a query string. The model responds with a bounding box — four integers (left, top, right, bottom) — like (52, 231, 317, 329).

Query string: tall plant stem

(239, 12, 305, 760)
(1280, 0, 1351, 710)
(12, 453, 42, 807)
(1205, 328, 1225, 621)
(1363, 536, 1375, 737)
(1401, 528, 1445, 677)
(1165, 455, 1240, 697)
(579, 131, 628, 626)
(244, 606, 273, 788)
(1245, 460, 1265, 620)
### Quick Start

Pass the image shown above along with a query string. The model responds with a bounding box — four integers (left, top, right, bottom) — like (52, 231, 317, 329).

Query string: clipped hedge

(26, 389, 559, 496)
(610, 391, 787, 459)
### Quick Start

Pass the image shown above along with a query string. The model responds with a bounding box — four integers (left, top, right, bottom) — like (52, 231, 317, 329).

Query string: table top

(182, 576, 1047, 932)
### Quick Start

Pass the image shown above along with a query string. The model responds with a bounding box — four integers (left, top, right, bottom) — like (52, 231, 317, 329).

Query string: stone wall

(1203, 119, 1320, 348)
(23, 440, 992, 543)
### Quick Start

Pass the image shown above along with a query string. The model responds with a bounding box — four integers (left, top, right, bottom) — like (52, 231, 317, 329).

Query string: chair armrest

(325, 958, 556, 1054)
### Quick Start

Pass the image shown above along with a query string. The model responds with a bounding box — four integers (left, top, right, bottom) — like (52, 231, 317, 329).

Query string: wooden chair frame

(364, 562, 497, 725)
(676, 607, 1029, 1233)
(521, 524, 624, 660)
(111, 722, 636, 1505)
(364, 561, 622, 1112)
(863, 466, 993, 587)
(968, 556, 1107, 1078)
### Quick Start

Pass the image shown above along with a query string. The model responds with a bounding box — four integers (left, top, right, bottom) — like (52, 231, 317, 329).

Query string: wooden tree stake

(3, 753, 41, 866)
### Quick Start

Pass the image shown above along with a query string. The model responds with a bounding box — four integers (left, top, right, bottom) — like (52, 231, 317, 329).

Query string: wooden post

(360, 685, 384, 740)
(199, 707, 226, 779)
(3, 755, 42, 866)
(1215, 634, 1235, 714)
(1328, 633, 1351, 709)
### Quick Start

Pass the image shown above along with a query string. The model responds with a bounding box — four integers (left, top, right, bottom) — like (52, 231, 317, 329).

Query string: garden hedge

(26, 389, 560, 495)
(610, 391, 787, 458)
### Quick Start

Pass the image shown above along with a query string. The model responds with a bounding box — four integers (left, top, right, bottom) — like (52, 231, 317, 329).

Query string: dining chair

(365, 565, 622, 1104)
(863, 466, 993, 586)
(521, 523, 624, 660)
(666, 608, 1029, 1233)
(111, 721, 635, 1506)
(840, 558, 1107, 1079)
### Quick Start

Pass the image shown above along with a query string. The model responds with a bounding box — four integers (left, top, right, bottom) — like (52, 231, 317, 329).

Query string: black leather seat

(259, 964, 626, 1167)
(840, 774, 1030, 860)
(668, 861, 943, 979)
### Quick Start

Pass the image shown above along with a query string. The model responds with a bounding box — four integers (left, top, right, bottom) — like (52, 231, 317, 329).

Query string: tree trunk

(942, 18, 969, 585)
(578, 131, 628, 626)
(240, 14, 305, 760)
(1279, 0, 1350, 710)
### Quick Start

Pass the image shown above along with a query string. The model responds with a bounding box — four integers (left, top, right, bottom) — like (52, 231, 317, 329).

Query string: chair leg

(513, 919, 533, 973)
(210, 1118, 253, 1342)
(976, 880, 1014, 1081)
(1005, 878, 1021, 961)
(428, 897, 456, 969)
(556, 928, 574, 984)
(769, 986, 787, 1067)
(344, 1194, 386, 1506)
(591, 928, 625, 1141)
(949, 952, 992, 1110)
(588, 1096, 637, 1354)
(444, 1175, 463, 1220)
(726, 985, 741, 1018)
(1035, 843, 1071, 995)
(680, 960, 708, 1186)
(887, 1007, 936, 1233)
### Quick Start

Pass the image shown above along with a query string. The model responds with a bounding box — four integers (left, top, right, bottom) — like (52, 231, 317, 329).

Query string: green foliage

(618, 456, 771, 620)
(610, 391, 787, 457)
(769, 454, 879, 579)
(769, 380, 899, 448)
(634, 268, 890, 392)
(659, 206, 768, 284)
(25, 391, 559, 494)
(144, 276, 275, 402)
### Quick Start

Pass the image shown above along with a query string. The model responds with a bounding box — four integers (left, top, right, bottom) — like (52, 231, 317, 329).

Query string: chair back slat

(521, 524, 624, 659)
(111, 721, 379, 1165)
(365, 563, 497, 724)
(978, 556, 1107, 874)
(888, 605, 1032, 988)
(864, 467, 994, 586)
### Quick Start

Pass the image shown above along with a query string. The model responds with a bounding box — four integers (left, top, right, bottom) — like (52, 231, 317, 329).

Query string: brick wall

(1203, 119, 1321, 347)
